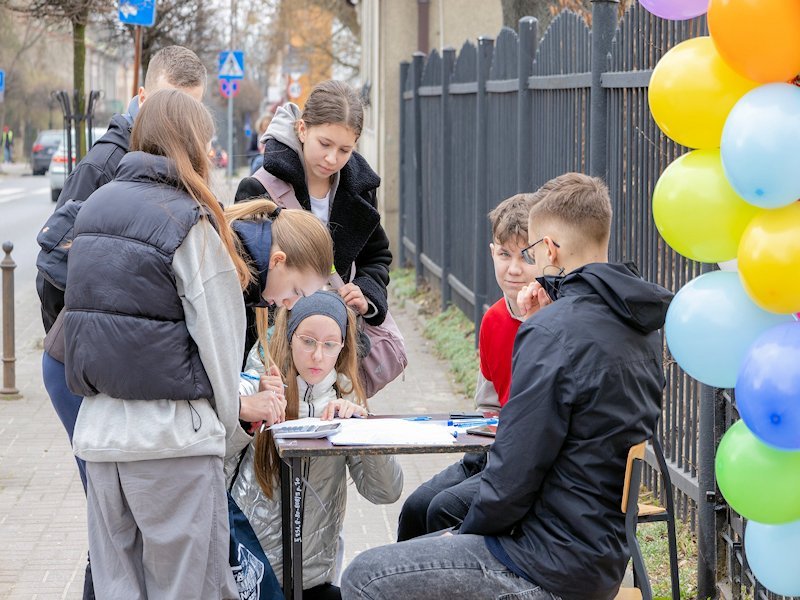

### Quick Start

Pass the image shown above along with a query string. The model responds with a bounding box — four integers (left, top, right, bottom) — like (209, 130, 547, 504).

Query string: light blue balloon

(721, 83, 800, 209)
(665, 271, 794, 388)
(745, 520, 800, 596)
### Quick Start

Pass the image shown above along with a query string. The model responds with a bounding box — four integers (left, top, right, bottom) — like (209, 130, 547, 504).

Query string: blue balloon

(745, 519, 800, 596)
(665, 271, 794, 388)
(721, 83, 800, 209)
(736, 322, 800, 449)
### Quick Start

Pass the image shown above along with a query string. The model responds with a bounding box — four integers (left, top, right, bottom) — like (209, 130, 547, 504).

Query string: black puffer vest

(64, 152, 213, 401)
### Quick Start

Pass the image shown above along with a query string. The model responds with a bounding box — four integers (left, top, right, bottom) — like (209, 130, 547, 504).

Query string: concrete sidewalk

(0, 280, 470, 598)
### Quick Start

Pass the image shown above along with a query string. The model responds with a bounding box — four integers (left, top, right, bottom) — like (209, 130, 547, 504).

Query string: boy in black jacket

(342, 173, 673, 600)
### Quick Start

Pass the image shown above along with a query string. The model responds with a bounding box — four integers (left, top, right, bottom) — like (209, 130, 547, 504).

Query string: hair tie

(270, 206, 282, 220)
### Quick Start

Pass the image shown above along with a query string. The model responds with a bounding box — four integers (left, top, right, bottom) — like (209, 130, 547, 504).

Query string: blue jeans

(42, 351, 86, 491)
(341, 534, 559, 600)
(397, 453, 485, 540)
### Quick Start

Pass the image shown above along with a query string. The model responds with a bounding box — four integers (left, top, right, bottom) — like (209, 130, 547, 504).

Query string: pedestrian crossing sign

(219, 51, 245, 81)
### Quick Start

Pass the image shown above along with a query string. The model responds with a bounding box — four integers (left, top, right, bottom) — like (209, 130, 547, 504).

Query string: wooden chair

(616, 439, 680, 600)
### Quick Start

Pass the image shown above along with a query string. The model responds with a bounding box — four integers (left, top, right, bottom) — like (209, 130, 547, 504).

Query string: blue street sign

(119, 0, 157, 27)
(218, 51, 245, 81)
(0, 70, 5, 93)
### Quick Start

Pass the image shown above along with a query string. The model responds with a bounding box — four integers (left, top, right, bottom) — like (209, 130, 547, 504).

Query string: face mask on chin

(535, 266, 566, 302)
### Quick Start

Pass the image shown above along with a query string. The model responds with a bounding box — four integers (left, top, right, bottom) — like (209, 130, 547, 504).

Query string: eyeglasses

(293, 334, 344, 357)
(521, 238, 560, 265)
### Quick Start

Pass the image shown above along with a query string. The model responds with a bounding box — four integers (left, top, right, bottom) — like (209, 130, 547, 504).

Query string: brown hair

(488, 193, 540, 245)
(528, 173, 613, 246)
(130, 89, 250, 286)
(252, 305, 366, 498)
(299, 80, 364, 138)
(224, 199, 335, 363)
(144, 46, 207, 91)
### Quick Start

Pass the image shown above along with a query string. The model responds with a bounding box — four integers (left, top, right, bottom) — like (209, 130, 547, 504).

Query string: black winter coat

(461, 263, 673, 600)
(36, 114, 131, 332)
(235, 138, 392, 326)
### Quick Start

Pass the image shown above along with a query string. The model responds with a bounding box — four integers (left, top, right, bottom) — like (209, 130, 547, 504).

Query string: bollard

(1, 241, 20, 399)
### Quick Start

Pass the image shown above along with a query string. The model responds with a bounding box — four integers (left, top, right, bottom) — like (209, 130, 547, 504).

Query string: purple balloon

(640, 0, 709, 20)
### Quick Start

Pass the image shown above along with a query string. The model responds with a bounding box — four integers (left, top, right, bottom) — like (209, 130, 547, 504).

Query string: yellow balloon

(653, 149, 761, 262)
(739, 202, 800, 314)
(649, 37, 758, 149)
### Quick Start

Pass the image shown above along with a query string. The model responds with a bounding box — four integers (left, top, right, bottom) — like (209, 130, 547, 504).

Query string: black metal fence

(397, 2, 785, 598)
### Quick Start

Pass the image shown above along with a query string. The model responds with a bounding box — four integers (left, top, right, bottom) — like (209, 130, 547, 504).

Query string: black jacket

(460, 263, 673, 600)
(235, 138, 392, 326)
(64, 152, 212, 401)
(36, 114, 131, 332)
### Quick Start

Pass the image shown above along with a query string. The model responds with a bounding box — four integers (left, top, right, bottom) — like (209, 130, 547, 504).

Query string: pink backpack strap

(250, 168, 302, 210)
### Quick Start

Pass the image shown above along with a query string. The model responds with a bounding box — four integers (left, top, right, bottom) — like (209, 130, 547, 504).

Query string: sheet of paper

(328, 418, 456, 446)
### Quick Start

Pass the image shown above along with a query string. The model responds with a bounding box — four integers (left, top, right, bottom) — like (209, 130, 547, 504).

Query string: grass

(390, 267, 701, 599)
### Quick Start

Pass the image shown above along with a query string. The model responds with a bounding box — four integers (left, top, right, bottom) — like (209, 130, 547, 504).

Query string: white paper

(328, 418, 456, 446)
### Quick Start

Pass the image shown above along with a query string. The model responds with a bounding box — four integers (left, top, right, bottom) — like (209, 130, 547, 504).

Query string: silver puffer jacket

(229, 368, 403, 589)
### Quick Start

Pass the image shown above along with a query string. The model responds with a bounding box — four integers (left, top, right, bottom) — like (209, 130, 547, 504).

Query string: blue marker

(240, 372, 260, 381)
(403, 416, 432, 421)
(448, 418, 498, 427)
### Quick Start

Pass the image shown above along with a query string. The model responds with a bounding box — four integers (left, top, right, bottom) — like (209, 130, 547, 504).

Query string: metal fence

(397, 2, 785, 598)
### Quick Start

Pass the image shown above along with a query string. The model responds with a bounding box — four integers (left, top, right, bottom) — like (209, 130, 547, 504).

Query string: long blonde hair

(130, 89, 250, 287)
(253, 305, 366, 499)
(224, 198, 335, 364)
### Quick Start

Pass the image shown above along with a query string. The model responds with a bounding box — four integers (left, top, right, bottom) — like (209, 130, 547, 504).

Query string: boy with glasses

(397, 188, 550, 541)
(343, 173, 672, 600)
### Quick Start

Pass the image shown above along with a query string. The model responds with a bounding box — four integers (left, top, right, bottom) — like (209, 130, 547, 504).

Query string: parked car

(209, 139, 228, 169)
(48, 128, 106, 202)
(31, 129, 64, 176)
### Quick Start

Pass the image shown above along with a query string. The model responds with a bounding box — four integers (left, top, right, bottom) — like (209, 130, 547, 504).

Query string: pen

(403, 416, 431, 421)
(240, 372, 288, 387)
(448, 418, 498, 427)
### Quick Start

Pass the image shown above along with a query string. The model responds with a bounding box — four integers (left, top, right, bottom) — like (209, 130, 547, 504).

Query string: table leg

(290, 457, 303, 600)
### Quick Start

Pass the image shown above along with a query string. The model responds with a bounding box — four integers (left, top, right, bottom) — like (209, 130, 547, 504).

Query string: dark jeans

(397, 452, 486, 541)
(305, 583, 341, 600)
(42, 351, 94, 600)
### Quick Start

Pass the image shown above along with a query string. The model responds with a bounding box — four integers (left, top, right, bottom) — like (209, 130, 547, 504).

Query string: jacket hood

(262, 103, 304, 157)
(563, 262, 673, 333)
(97, 113, 133, 152)
(232, 219, 273, 308)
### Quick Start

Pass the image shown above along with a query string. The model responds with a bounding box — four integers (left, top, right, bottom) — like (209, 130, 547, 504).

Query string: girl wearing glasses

(230, 291, 403, 600)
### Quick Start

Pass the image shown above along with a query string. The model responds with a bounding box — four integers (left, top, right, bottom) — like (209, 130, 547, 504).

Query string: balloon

(738, 202, 800, 314)
(745, 520, 800, 596)
(665, 271, 793, 388)
(721, 84, 800, 209)
(708, 0, 800, 83)
(649, 37, 758, 149)
(716, 420, 800, 524)
(718, 259, 737, 272)
(736, 322, 800, 450)
(640, 0, 708, 20)
(652, 149, 760, 262)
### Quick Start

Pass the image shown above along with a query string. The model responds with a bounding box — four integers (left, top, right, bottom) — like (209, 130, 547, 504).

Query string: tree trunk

(72, 12, 87, 159)
(501, 0, 554, 33)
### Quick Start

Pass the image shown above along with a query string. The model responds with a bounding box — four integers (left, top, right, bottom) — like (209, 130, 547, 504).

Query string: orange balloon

(709, 0, 800, 83)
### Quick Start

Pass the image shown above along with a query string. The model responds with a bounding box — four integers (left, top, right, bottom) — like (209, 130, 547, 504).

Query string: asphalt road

(0, 172, 53, 293)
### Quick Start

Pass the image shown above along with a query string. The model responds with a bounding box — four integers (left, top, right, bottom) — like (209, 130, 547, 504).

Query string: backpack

(249, 168, 407, 397)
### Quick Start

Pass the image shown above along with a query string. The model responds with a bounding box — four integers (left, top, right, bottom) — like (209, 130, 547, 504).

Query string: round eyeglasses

(293, 334, 344, 357)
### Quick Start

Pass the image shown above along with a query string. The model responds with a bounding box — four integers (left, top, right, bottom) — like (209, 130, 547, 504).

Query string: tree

(2, 0, 116, 157)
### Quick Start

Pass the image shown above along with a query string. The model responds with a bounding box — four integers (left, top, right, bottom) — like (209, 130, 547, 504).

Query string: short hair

(528, 173, 612, 245)
(488, 193, 540, 245)
(144, 46, 207, 91)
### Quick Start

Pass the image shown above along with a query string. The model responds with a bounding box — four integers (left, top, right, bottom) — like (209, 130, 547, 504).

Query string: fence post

(398, 60, 410, 267)
(412, 52, 426, 288)
(517, 17, 537, 193)
(698, 382, 723, 598)
(473, 36, 494, 344)
(1, 242, 19, 399)
(440, 47, 456, 310)
(589, 0, 619, 180)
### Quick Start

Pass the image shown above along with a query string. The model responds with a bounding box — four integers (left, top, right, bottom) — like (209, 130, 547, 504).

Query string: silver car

(48, 128, 106, 202)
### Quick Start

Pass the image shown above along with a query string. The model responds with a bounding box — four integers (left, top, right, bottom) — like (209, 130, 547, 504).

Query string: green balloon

(716, 420, 800, 524)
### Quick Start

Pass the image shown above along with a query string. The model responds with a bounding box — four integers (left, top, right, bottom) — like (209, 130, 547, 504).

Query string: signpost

(119, 1, 157, 97)
(219, 50, 244, 177)
(0, 69, 5, 103)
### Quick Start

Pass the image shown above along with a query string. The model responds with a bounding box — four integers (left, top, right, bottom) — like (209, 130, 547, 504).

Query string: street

(0, 172, 53, 291)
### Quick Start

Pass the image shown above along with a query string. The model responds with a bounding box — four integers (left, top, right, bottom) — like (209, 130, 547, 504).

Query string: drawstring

(188, 401, 202, 432)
